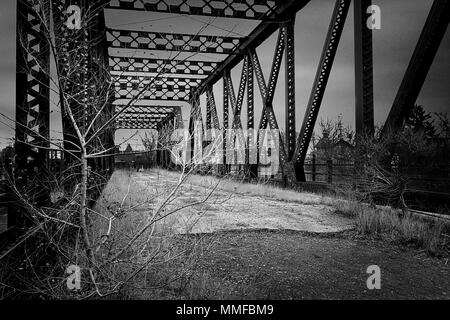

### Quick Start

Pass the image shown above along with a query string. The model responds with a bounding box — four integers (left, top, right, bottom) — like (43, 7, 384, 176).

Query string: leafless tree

(0, 1, 226, 299)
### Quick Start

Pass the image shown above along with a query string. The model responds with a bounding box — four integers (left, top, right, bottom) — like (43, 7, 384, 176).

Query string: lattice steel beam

(246, 52, 258, 177)
(285, 18, 296, 161)
(114, 105, 177, 114)
(246, 53, 254, 131)
(224, 57, 248, 130)
(206, 88, 220, 130)
(116, 119, 162, 129)
(109, 56, 218, 76)
(115, 105, 179, 129)
(107, 29, 242, 54)
(16, 0, 51, 191)
(294, 0, 351, 181)
(188, 95, 202, 126)
(106, 0, 277, 20)
(250, 28, 287, 173)
(195, 0, 311, 95)
(52, 0, 114, 179)
(222, 77, 229, 170)
(89, 0, 115, 176)
(354, 0, 374, 141)
(249, 27, 284, 133)
(114, 75, 202, 101)
(383, 0, 450, 136)
(114, 75, 203, 87)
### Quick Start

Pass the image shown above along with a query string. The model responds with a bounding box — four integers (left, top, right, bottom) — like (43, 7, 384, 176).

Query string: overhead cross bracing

(114, 105, 182, 130)
(105, 0, 313, 130)
(106, 0, 279, 19)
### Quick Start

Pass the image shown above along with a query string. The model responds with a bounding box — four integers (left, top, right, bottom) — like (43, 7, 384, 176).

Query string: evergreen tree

(405, 105, 436, 138)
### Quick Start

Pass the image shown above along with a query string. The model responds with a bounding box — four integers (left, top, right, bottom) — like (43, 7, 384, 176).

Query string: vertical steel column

(285, 17, 296, 161)
(354, 0, 375, 143)
(91, 0, 114, 176)
(188, 94, 201, 165)
(206, 88, 220, 130)
(247, 54, 255, 132)
(52, 0, 85, 187)
(173, 106, 184, 129)
(222, 76, 230, 174)
(206, 89, 212, 131)
(246, 53, 258, 178)
(15, 0, 51, 201)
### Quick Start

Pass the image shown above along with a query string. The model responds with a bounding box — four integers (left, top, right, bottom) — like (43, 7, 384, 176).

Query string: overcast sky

(0, 0, 449, 149)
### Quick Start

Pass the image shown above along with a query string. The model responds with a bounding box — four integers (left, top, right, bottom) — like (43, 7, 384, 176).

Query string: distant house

(115, 144, 135, 168)
(114, 144, 157, 169)
(315, 138, 354, 162)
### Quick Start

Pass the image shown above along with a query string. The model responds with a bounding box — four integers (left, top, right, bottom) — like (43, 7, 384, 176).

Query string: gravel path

(117, 170, 449, 300)
(133, 171, 354, 235)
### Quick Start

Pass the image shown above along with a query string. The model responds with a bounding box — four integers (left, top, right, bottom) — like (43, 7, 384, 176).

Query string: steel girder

(195, 0, 311, 96)
(246, 52, 258, 177)
(15, 0, 51, 198)
(106, 0, 277, 20)
(107, 29, 242, 54)
(294, 0, 351, 181)
(252, 27, 285, 132)
(110, 57, 218, 76)
(354, 0, 374, 141)
(156, 106, 183, 133)
(187, 94, 203, 163)
(17, 0, 448, 187)
(89, 1, 116, 175)
(114, 75, 203, 101)
(224, 56, 248, 131)
(250, 27, 287, 170)
(52, 0, 89, 154)
(115, 105, 181, 130)
(106, 0, 312, 175)
(206, 88, 220, 130)
(284, 18, 296, 162)
(52, 0, 114, 180)
(382, 0, 450, 136)
(223, 62, 248, 171)
(222, 77, 230, 172)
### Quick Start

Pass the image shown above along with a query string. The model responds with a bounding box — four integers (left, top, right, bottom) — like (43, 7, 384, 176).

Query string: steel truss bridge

(14, 0, 450, 189)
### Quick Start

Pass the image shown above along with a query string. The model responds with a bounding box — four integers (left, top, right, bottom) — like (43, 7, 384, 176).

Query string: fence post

(312, 154, 316, 182)
(327, 159, 333, 184)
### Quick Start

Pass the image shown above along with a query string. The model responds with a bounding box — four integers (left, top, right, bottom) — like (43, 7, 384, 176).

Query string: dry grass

(151, 168, 449, 256)
(90, 169, 218, 299)
(334, 200, 449, 256)
(153, 168, 331, 206)
(89, 168, 448, 299)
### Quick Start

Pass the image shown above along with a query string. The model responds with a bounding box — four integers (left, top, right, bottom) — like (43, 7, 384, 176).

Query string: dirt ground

(133, 171, 354, 235)
(179, 230, 450, 300)
(116, 170, 450, 300)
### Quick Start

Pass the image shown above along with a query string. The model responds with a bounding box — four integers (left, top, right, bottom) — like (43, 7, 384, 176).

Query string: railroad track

(408, 209, 450, 222)
(256, 178, 450, 222)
